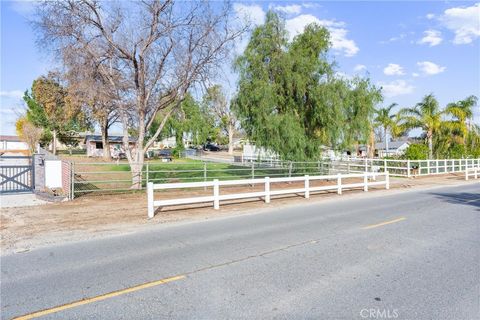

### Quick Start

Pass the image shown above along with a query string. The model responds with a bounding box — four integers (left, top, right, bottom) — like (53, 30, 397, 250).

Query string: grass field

(72, 159, 325, 197)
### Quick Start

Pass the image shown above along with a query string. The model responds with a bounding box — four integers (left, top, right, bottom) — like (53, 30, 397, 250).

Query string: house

(375, 140, 410, 157)
(0, 135, 30, 154)
(84, 135, 136, 157)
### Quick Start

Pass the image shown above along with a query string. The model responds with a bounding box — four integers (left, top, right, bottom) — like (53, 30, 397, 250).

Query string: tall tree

(400, 94, 456, 159)
(36, 0, 245, 188)
(24, 74, 86, 154)
(149, 94, 213, 151)
(446, 95, 478, 145)
(203, 85, 237, 154)
(65, 52, 120, 159)
(374, 103, 397, 156)
(344, 77, 382, 157)
(235, 12, 348, 160)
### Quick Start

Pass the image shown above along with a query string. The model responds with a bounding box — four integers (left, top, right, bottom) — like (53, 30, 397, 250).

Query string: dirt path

(1, 173, 476, 255)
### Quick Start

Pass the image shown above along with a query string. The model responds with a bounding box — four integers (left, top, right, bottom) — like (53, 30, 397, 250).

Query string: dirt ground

(1, 173, 475, 255)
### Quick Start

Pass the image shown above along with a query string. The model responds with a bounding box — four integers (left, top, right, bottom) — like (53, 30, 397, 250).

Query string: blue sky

(1, 1, 479, 136)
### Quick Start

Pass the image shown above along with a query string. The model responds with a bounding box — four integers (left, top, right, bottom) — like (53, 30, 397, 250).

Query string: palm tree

(390, 113, 408, 140)
(374, 103, 397, 156)
(400, 94, 449, 159)
(446, 95, 478, 144)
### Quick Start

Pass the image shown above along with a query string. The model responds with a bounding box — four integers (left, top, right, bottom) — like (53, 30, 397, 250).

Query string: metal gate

(0, 156, 34, 193)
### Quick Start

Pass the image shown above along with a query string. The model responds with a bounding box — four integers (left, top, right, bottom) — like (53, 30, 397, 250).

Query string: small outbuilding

(375, 140, 410, 157)
(84, 135, 136, 157)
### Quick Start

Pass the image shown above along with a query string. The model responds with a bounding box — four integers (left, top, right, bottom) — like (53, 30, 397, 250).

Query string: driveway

(0, 193, 47, 208)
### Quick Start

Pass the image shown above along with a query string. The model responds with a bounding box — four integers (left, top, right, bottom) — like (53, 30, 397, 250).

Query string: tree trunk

(368, 129, 375, 158)
(52, 129, 57, 155)
(228, 123, 234, 155)
(130, 150, 144, 189)
(101, 118, 111, 160)
(427, 132, 433, 159)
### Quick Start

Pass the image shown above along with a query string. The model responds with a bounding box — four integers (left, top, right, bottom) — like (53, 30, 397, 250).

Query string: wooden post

(407, 159, 411, 178)
(385, 171, 390, 190)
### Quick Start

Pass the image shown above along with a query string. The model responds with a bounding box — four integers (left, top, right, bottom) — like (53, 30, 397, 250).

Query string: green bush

(403, 144, 429, 160)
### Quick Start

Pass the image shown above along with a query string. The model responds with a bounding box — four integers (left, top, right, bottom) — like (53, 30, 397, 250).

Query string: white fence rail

(317, 158, 480, 178)
(465, 167, 479, 180)
(147, 172, 389, 218)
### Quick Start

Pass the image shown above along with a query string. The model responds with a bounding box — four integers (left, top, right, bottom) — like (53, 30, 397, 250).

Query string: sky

(1, 1, 479, 136)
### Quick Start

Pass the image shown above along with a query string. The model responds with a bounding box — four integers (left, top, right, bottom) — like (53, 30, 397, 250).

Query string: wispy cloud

(417, 61, 446, 75)
(353, 64, 367, 72)
(418, 30, 443, 46)
(270, 4, 302, 15)
(379, 80, 414, 97)
(439, 3, 480, 44)
(383, 63, 405, 76)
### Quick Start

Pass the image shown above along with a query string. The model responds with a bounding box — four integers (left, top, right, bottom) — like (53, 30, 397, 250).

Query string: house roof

(84, 135, 136, 143)
(0, 135, 21, 142)
(375, 140, 410, 150)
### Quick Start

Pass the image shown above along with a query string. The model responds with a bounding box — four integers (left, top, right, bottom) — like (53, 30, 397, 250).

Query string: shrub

(403, 144, 429, 160)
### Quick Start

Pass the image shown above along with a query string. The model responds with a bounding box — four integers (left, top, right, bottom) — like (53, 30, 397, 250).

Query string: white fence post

(407, 159, 411, 178)
(475, 168, 478, 180)
(146, 163, 149, 185)
(213, 179, 219, 209)
(436, 159, 439, 174)
(265, 177, 270, 203)
(466, 169, 469, 180)
(363, 172, 368, 192)
(203, 162, 207, 190)
(304, 175, 310, 199)
(337, 173, 342, 195)
(147, 182, 154, 219)
(386, 171, 390, 190)
(384, 158, 387, 174)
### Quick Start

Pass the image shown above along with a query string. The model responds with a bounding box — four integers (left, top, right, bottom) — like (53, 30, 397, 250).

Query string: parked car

(203, 143, 220, 152)
(158, 149, 173, 161)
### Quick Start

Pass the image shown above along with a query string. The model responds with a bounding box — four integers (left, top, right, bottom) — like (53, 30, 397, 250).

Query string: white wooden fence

(320, 158, 480, 178)
(465, 167, 479, 180)
(147, 172, 389, 218)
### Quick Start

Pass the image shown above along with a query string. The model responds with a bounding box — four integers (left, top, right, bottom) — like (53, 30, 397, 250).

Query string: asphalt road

(2, 183, 479, 320)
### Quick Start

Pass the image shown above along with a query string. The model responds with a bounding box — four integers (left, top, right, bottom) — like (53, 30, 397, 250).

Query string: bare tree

(203, 85, 237, 154)
(36, 0, 245, 188)
(64, 50, 121, 160)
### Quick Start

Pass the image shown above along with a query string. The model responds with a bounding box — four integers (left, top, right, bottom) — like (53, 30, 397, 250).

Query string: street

(2, 183, 479, 320)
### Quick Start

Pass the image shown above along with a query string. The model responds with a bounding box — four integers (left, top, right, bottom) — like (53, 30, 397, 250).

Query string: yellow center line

(13, 275, 185, 320)
(362, 217, 406, 230)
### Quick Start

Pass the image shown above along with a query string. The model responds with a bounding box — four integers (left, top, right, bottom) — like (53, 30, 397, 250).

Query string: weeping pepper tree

(233, 11, 381, 160)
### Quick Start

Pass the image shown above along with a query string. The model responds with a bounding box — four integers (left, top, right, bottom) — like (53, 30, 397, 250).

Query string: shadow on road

(429, 191, 480, 211)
